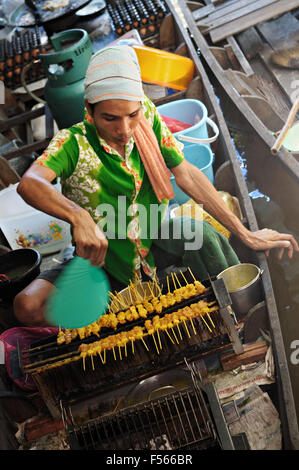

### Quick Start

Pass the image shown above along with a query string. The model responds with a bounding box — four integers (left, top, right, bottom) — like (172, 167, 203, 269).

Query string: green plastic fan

(46, 256, 110, 329)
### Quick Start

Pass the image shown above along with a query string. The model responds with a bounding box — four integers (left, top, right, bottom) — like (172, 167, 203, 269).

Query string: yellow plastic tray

(133, 45, 194, 91)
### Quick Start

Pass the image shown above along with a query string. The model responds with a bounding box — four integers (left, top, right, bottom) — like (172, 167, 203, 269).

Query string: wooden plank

(197, 0, 265, 26)
(210, 0, 299, 43)
(23, 415, 64, 442)
(204, 0, 279, 32)
(257, 12, 299, 50)
(0, 106, 46, 133)
(179, 0, 299, 176)
(220, 341, 268, 371)
(2, 138, 51, 160)
(186, 1, 204, 11)
(226, 37, 254, 76)
(259, 42, 299, 105)
(192, 4, 215, 21)
(209, 46, 231, 69)
(0, 156, 20, 187)
(224, 69, 264, 97)
(212, 0, 231, 5)
(236, 27, 264, 59)
(242, 94, 285, 132)
(224, 44, 242, 71)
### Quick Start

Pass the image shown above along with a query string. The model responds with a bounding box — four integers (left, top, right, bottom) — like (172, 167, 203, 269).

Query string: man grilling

(13, 45, 298, 326)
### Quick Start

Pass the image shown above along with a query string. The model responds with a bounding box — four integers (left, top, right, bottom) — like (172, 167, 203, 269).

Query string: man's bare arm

(171, 159, 298, 259)
(17, 164, 108, 266)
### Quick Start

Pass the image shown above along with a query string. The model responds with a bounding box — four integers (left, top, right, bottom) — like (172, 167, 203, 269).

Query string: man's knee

(13, 291, 43, 326)
(13, 280, 54, 326)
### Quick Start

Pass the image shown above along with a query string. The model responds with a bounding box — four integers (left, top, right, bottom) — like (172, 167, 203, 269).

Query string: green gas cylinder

(40, 29, 93, 129)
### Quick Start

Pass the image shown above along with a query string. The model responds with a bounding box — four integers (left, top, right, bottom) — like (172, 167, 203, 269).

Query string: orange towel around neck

(133, 113, 175, 203)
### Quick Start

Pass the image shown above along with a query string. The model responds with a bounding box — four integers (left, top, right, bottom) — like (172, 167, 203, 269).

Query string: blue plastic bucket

(170, 143, 215, 205)
(157, 99, 219, 147)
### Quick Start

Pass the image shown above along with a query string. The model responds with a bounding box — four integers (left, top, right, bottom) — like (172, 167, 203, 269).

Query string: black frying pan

(8, 0, 92, 29)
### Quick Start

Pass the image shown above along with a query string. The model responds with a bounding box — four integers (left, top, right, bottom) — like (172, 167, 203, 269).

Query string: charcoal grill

(15, 276, 243, 449)
(18, 278, 241, 417)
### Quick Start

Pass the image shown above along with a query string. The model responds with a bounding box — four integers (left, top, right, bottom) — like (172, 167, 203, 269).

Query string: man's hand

(172, 160, 298, 261)
(72, 210, 108, 267)
(241, 228, 299, 260)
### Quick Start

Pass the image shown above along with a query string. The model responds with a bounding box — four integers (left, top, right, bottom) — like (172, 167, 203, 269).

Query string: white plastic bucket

(157, 98, 219, 146)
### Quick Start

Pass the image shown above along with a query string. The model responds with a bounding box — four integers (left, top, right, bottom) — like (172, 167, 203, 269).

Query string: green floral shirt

(35, 95, 184, 285)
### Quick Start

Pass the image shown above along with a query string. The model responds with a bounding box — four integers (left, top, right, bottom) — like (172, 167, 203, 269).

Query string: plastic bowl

(133, 45, 194, 91)
(0, 248, 41, 300)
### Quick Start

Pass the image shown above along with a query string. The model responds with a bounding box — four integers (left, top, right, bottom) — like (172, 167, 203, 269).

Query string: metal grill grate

(67, 387, 218, 450)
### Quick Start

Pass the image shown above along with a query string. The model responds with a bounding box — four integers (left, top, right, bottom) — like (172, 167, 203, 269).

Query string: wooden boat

(179, 0, 299, 182)
(0, 0, 298, 450)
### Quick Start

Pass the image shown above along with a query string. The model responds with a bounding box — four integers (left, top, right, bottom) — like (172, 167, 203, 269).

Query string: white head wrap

(84, 45, 144, 104)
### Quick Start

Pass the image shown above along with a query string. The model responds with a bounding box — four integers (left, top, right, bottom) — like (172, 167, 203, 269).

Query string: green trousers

(152, 216, 240, 281)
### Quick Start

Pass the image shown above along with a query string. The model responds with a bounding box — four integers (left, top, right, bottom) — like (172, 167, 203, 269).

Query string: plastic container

(158, 99, 219, 146)
(133, 45, 194, 91)
(170, 143, 214, 205)
(0, 183, 71, 255)
(282, 122, 299, 153)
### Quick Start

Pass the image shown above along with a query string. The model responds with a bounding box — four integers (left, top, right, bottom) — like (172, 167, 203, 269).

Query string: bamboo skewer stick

(271, 96, 299, 154)
(183, 320, 191, 338)
(171, 327, 179, 344)
(171, 272, 177, 290)
(148, 282, 155, 298)
(167, 275, 170, 293)
(141, 337, 149, 351)
(200, 314, 212, 333)
(176, 323, 183, 340)
(128, 286, 133, 305)
(180, 270, 188, 285)
(156, 329, 162, 350)
(174, 272, 182, 288)
(139, 282, 146, 298)
(207, 312, 215, 328)
(190, 318, 197, 335)
(188, 267, 196, 282)
(151, 332, 160, 354)
(97, 350, 104, 365)
(165, 328, 175, 344)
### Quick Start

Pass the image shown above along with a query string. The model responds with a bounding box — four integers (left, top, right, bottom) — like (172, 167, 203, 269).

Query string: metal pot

(217, 263, 264, 319)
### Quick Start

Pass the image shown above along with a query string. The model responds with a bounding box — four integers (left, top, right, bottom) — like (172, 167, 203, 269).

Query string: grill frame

(66, 385, 219, 451)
